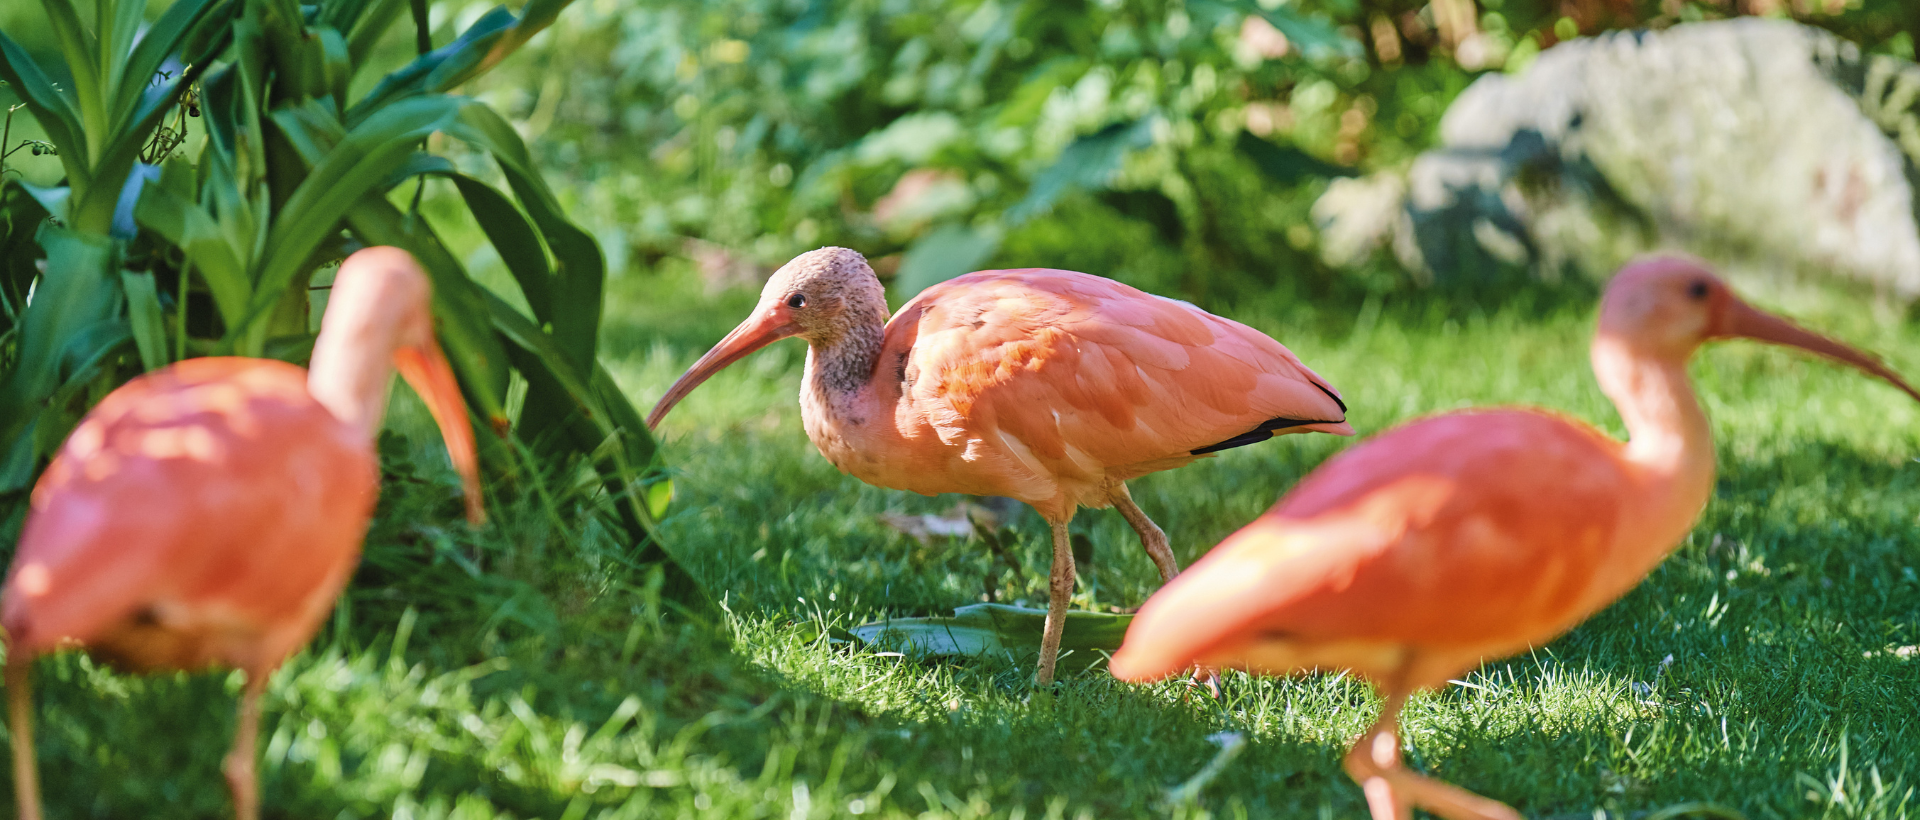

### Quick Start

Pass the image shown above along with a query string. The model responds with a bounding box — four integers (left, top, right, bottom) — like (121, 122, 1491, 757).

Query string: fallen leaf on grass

(876, 498, 1021, 546)
(877, 511, 975, 545)
(848, 603, 1133, 670)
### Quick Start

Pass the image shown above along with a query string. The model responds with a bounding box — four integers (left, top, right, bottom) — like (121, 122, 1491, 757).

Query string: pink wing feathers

(891, 269, 1350, 484)
(1111, 410, 1629, 681)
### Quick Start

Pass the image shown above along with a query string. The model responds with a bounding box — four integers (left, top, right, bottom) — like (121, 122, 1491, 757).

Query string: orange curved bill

(647, 310, 798, 429)
(395, 339, 486, 525)
(1717, 299, 1920, 403)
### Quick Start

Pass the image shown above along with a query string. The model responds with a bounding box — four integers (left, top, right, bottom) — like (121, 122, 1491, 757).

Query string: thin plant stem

(176, 260, 192, 362)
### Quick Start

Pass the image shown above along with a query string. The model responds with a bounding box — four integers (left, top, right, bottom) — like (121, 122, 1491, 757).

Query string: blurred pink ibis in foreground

(647, 246, 1352, 684)
(3, 247, 484, 820)
(1110, 257, 1920, 819)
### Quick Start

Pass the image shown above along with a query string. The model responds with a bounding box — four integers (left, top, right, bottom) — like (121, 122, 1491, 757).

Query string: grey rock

(1315, 18, 1920, 299)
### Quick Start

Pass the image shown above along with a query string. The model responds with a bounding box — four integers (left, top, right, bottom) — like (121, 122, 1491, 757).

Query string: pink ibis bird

(647, 246, 1351, 684)
(3, 246, 484, 820)
(1108, 256, 1920, 819)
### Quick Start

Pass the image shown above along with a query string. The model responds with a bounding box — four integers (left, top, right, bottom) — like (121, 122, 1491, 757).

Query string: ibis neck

(1591, 336, 1716, 559)
(308, 319, 399, 441)
(802, 320, 885, 425)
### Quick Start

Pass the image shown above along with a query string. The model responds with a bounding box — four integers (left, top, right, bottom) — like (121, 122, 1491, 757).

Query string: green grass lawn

(7, 263, 1919, 819)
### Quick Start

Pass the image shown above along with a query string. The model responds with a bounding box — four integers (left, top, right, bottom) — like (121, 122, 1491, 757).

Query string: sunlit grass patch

(5, 270, 1916, 817)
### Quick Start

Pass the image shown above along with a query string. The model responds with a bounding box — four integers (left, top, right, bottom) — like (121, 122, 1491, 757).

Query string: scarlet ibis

(1109, 256, 1920, 820)
(648, 246, 1351, 684)
(2, 247, 484, 820)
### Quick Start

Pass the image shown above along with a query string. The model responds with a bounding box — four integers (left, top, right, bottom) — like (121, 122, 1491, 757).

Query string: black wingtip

(1312, 380, 1347, 414)
(1187, 380, 1350, 456)
(1190, 416, 1325, 455)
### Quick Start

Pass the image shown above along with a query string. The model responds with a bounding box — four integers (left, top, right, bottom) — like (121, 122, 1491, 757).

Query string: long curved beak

(647, 308, 798, 429)
(395, 339, 485, 525)
(1717, 299, 1920, 403)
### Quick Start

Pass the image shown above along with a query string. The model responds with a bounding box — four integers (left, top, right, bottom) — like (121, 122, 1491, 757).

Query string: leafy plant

(0, 0, 698, 603)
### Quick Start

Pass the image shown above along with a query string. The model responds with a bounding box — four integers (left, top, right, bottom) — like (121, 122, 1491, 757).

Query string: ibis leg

(1110, 483, 1218, 692)
(1108, 483, 1178, 583)
(1035, 518, 1077, 687)
(7, 652, 41, 820)
(224, 670, 270, 820)
(1342, 687, 1521, 820)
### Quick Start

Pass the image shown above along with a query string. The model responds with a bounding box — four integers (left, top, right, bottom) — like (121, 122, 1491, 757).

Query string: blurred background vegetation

(6, 0, 1917, 312)
(449, 0, 1920, 304)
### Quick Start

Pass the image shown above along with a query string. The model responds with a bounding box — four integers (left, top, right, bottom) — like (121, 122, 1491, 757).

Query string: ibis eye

(1687, 280, 1710, 300)
(786, 293, 808, 309)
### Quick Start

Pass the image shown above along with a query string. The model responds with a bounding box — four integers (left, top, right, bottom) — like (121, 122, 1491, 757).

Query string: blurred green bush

(470, 0, 1915, 302)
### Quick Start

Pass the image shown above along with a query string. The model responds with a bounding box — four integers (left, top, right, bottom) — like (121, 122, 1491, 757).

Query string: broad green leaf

(79, 55, 218, 236)
(486, 292, 623, 476)
(30, 318, 133, 458)
(1254, 5, 1363, 61)
(448, 173, 553, 323)
(1235, 132, 1356, 185)
(319, 26, 355, 108)
(1193, 0, 1363, 62)
(119, 270, 170, 372)
(0, 226, 120, 434)
(39, 0, 106, 160)
(0, 225, 123, 491)
(426, 0, 574, 93)
(991, 56, 1088, 130)
(0, 30, 89, 184)
(438, 104, 602, 373)
(590, 362, 659, 485)
(485, 294, 696, 603)
(319, 0, 376, 34)
(644, 479, 672, 521)
(0, 184, 50, 330)
(849, 604, 1133, 670)
(346, 7, 518, 124)
(891, 222, 1002, 302)
(347, 0, 577, 126)
(245, 96, 469, 343)
(378, 154, 454, 192)
(99, 0, 149, 112)
(484, 291, 598, 417)
(18, 182, 70, 225)
(273, 96, 351, 163)
(194, 147, 267, 293)
(134, 184, 250, 325)
(343, 194, 512, 426)
(112, 0, 226, 127)
(344, 0, 410, 70)
(1004, 116, 1156, 226)
(0, 424, 35, 493)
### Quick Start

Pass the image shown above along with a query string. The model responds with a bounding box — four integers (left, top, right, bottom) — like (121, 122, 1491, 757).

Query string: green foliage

(0, 0, 695, 597)
(0, 0, 230, 501)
